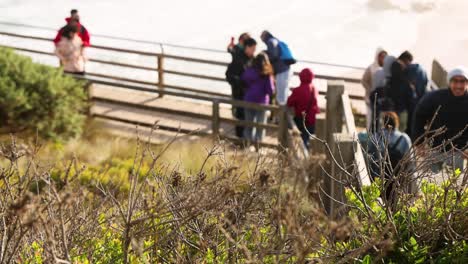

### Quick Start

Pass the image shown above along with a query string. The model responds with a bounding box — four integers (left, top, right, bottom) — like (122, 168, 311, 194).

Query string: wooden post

(323, 80, 346, 217)
(157, 54, 165, 97)
(85, 83, 94, 117)
(431, 59, 447, 89)
(325, 80, 345, 145)
(277, 105, 289, 151)
(311, 113, 326, 154)
(324, 133, 355, 218)
(212, 100, 220, 140)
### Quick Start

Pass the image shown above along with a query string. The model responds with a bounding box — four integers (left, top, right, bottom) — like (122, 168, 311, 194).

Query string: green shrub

(0, 47, 87, 139)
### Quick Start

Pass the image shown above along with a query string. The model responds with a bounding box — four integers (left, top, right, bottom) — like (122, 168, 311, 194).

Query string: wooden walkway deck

(90, 84, 280, 145)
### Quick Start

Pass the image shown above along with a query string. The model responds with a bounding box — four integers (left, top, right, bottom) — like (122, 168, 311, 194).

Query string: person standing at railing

(241, 52, 275, 148)
(55, 25, 86, 75)
(287, 68, 320, 149)
(361, 47, 387, 130)
(54, 9, 91, 48)
(260, 31, 296, 107)
(227, 33, 250, 54)
(225, 37, 257, 138)
(412, 67, 468, 172)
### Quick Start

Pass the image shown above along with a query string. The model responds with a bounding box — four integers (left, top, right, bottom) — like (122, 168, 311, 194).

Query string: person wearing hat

(412, 67, 468, 171)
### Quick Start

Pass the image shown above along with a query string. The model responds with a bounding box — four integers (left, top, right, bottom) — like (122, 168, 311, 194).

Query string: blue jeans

(244, 109, 267, 143)
(275, 70, 290, 105)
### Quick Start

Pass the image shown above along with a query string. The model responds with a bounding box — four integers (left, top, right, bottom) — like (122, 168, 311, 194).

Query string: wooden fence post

(323, 80, 346, 217)
(325, 133, 355, 217)
(325, 80, 345, 145)
(432, 59, 447, 89)
(277, 105, 289, 151)
(157, 54, 165, 97)
(212, 100, 220, 140)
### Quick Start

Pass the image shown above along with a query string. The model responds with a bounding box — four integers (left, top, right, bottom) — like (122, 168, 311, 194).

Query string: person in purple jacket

(241, 52, 275, 144)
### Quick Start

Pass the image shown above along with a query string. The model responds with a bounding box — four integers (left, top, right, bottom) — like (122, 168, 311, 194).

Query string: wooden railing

(320, 80, 371, 217)
(0, 31, 365, 100)
(0, 30, 368, 150)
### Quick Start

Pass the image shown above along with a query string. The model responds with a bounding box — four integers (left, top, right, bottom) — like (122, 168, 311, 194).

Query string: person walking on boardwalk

(260, 30, 295, 107)
(404, 63, 429, 136)
(287, 68, 320, 149)
(241, 52, 275, 147)
(362, 47, 387, 130)
(55, 25, 86, 75)
(226, 37, 257, 138)
(387, 51, 414, 131)
(54, 9, 91, 48)
(413, 67, 468, 171)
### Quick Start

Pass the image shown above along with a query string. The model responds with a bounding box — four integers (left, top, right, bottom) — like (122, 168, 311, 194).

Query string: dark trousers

(293, 117, 315, 149)
(230, 84, 245, 138)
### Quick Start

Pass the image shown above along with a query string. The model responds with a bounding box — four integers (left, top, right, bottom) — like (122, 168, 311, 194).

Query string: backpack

(278, 41, 296, 65)
(385, 136, 405, 176)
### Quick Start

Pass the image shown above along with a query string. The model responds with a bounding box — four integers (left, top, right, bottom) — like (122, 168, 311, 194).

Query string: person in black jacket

(387, 51, 413, 117)
(225, 37, 257, 138)
(412, 67, 468, 171)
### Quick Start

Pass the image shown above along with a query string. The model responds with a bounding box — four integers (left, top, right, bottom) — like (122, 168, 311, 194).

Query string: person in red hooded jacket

(287, 68, 320, 149)
(53, 9, 91, 47)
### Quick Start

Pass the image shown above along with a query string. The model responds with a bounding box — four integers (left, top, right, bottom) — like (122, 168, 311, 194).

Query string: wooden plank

(341, 92, 357, 133)
(432, 59, 448, 89)
(325, 80, 345, 144)
(325, 133, 355, 217)
(212, 100, 220, 139)
(163, 69, 226, 82)
(163, 54, 229, 67)
(157, 55, 165, 97)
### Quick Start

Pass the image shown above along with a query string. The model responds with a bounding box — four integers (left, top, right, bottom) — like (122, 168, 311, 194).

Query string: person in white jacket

(55, 25, 86, 74)
(361, 47, 387, 129)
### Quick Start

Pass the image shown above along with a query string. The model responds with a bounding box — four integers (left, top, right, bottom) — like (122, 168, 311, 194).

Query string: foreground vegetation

(0, 129, 466, 263)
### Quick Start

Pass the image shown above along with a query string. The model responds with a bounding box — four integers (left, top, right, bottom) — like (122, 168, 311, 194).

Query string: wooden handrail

(89, 58, 157, 71)
(341, 92, 357, 133)
(80, 76, 280, 112)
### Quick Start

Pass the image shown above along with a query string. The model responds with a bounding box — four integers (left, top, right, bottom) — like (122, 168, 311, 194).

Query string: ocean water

(1, 0, 467, 82)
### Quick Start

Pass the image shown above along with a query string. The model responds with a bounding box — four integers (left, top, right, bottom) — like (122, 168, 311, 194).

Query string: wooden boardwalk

(90, 84, 281, 145)
(88, 75, 368, 145)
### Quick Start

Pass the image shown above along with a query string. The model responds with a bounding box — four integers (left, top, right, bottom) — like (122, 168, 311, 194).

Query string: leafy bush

(0, 47, 87, 139)
(0, 132, 467, 263)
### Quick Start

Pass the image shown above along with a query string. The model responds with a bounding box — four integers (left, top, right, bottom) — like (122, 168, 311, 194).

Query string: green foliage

(345, 174, 468, 263)
(0, 47, 87, 139)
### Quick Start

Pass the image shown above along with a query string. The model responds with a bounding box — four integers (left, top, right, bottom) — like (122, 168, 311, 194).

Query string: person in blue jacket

(260, 30, 292, 106)
(404, 63, 429, 136)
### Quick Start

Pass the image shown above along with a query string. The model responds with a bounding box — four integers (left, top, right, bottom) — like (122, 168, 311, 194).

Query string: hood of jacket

(261, 31, 274, 43)
(299, 68, 314, 84)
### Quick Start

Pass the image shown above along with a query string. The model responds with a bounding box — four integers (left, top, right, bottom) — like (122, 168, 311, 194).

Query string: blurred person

(369, 55, 396, 132)
(362, 48, 387, 130)
(404, 63, 429, 136)
(260, 30, 295, 106)
(287, 68, 320, 149)
(413, 67, 468, 171)
(368, 112, 415, 201)
(55, 25, 86, 75)
(54, 9, 91, 47)
(225, 37, 257, 138)
(227, 32, 251, 54)
(387, 51, 414, 131)
(241, 52, 275, 146)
